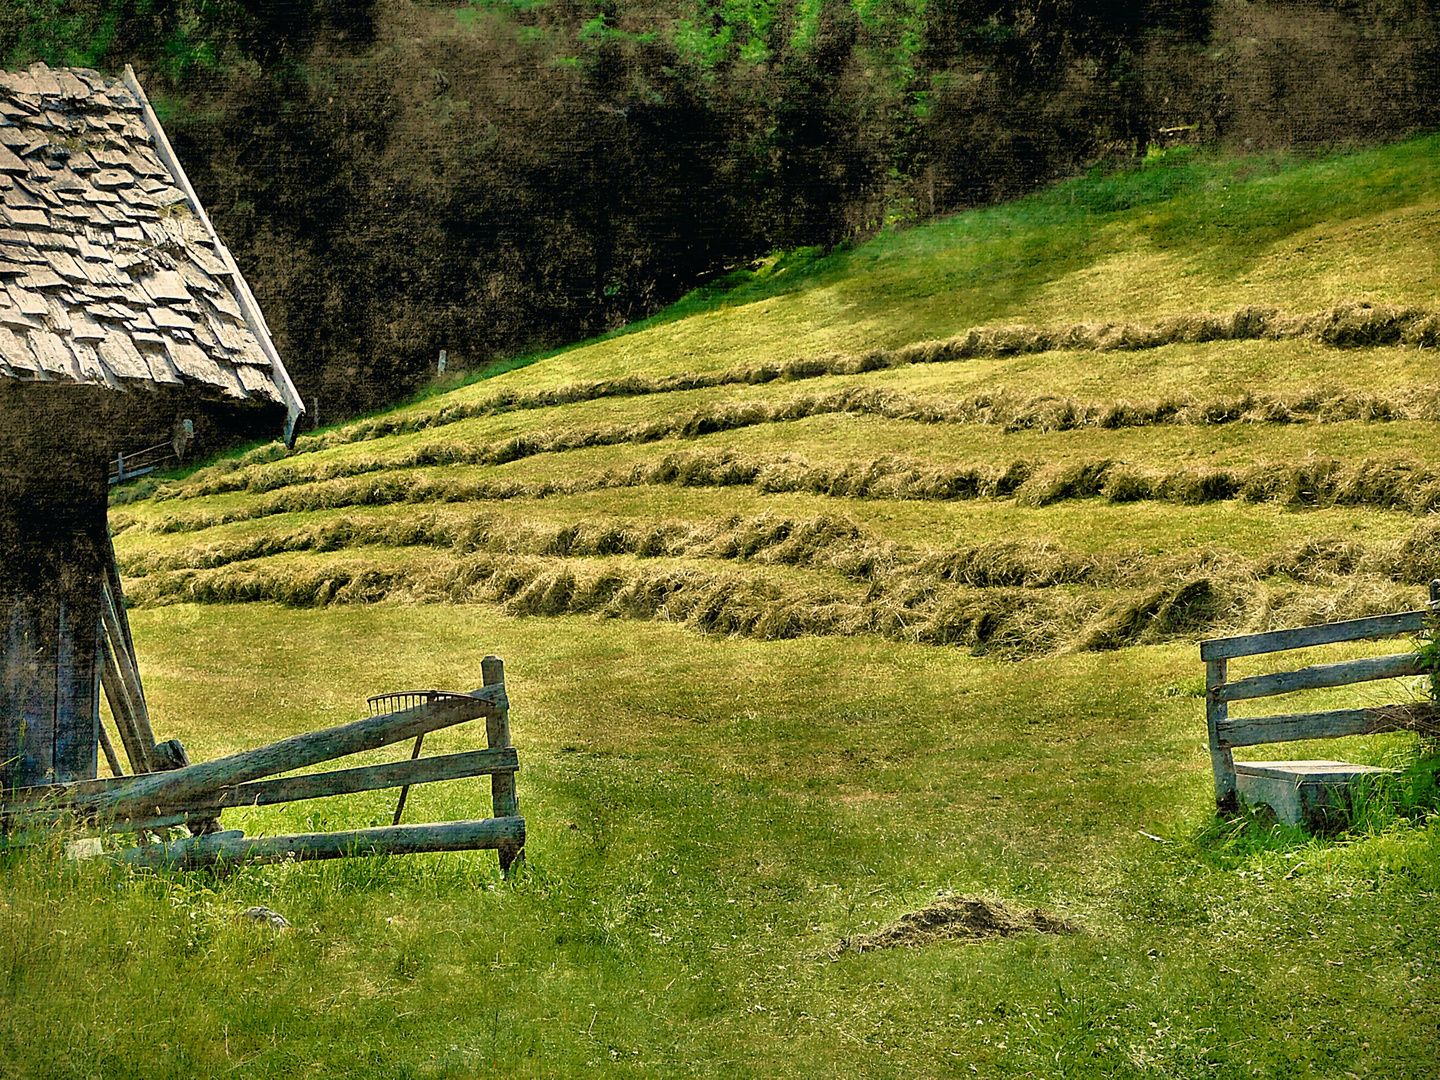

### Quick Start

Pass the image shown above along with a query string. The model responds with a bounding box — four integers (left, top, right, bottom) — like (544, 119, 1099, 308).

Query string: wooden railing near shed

(1200, 585, 1437, 824)
(108, 441, 175, 485)
(3, 657, 525, 873)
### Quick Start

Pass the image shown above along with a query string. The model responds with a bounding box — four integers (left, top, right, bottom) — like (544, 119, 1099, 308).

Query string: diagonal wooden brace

(73, 685, 505, 824)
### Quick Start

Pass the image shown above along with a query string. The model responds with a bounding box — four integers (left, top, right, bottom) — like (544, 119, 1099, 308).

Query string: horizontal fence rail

(1212, 652, 1425, 703)
(1215, 707, 1397, 749)
(6, 689, 503, 819)
(116, 817, 527, 870)
(10, 747, 520, 835)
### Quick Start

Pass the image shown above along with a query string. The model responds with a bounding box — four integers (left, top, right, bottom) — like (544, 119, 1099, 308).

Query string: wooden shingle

(1, 206, 45, 226)
(28, 328, 78, 378)
(70, 308, 104, 341)
(142, 268, 191, 302)
(0, 143, 27, 173)
(138, 341, 186, 386)
(163, 334, 226, 384)
(0, 62, 302, 437)
(95, 327, 151, 381)
(28, 65, 62, 98)
(8, 282, 46, 316)
(0, 324, 35, 369)
(68, 338, 115, 385)
(0, 306, 40, 331)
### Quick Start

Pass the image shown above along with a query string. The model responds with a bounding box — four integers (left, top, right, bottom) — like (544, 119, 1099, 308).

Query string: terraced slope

(111, 139, 1440, 657)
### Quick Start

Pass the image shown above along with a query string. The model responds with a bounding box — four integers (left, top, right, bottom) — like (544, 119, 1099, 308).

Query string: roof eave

(122, 66, 305, 447)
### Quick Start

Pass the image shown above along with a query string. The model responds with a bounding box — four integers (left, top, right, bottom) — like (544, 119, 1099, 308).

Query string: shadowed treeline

(6, 1, 1440, 423)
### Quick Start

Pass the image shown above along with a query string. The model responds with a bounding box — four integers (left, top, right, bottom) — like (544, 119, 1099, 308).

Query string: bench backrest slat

(1200, 610, 1428, 661)
(1215, 707, 1389, 749)
(1212, 652, 1423, 704)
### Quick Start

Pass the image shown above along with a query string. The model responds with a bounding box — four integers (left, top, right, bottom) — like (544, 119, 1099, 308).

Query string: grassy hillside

(6, 140, 1440, 1078)
(113, 139, 1440, 656)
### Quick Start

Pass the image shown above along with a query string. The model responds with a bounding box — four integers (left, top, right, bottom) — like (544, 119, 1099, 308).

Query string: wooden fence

(3, 657, 524, 873)
(108, 441, 175, 485)
(108, 420, 193, 486)
(1200, 585, 1437, 824)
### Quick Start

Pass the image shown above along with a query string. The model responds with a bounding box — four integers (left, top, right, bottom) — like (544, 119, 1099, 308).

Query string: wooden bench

(1200, 593, 1438, 829)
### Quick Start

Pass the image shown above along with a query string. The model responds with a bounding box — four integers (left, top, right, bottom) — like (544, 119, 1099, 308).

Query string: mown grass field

(7, 140, 1440, 1078)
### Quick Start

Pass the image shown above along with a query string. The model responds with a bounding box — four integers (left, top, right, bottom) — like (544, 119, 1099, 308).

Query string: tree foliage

(3, 0, 1438, 421)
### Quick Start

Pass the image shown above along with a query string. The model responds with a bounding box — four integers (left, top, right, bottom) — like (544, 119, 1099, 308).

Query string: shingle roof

(0, 62, 302, 440)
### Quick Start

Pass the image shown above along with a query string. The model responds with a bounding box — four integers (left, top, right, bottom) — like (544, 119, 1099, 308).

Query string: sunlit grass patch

(6, 610, 1435, 1077)
(452, 138, 1440, 392)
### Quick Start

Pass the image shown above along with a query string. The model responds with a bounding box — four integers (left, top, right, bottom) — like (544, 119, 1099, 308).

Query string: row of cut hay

(120, 549, 1424, 658)
(114, 451, 1440, 539)
(115, 513, 882, 578)
(156, 383, 1440, 503)
(217, 301, 1440, 462)
(1007, 455, 1440, 510)
(112, 510, 1440, 593)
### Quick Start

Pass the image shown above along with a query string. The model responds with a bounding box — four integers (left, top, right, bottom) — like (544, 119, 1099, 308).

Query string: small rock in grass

(64, 837, 104, 861)
(237, 906, 290, 930)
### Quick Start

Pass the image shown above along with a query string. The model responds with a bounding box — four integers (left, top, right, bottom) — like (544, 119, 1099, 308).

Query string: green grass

(5, 608, 1437, 1078)
(13, 135, 1440, 1076)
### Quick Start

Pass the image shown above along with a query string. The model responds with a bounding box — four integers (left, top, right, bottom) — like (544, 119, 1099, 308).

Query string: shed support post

(483, 655, 522, 877)
(97, 536, 161, 774)
(1206, 658, 1237, 815)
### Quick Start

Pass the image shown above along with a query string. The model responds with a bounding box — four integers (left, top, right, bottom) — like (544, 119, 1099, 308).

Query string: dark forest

(4, 0, 1438, 420)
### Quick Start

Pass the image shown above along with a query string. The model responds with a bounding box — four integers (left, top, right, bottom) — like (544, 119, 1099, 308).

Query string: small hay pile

(832, 894, 1081, 956)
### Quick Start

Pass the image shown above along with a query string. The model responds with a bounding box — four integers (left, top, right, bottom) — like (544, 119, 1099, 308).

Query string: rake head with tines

(366, 689, 471, 717)
(364, 690, 472, 824)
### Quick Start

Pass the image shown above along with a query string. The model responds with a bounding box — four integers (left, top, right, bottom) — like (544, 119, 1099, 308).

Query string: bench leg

(1206, 658, 1238, 815)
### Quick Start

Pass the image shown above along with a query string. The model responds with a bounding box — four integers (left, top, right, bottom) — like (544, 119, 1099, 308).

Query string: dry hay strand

(1371, 702, 1440, 740)
(832, 895, 1081, 956)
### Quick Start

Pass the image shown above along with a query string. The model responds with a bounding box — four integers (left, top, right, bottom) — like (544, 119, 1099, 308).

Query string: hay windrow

(116, 539, 1429, 659)
(122, 299, 1440, 507)
(116, 452, 1440, 539)
(831, 895, 1082, 955)
(150, 382, 1440, 505)
(113, 511, 1440, 597)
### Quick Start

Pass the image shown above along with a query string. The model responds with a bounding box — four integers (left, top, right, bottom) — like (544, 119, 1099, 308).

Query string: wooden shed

(0, 62, 303, 791)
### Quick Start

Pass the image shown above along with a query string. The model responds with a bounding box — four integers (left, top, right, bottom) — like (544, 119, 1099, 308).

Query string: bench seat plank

(1234, 760, 1392, 827)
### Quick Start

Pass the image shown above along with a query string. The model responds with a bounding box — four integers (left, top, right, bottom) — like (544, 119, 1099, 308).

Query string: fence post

(482, 655, 522, 876)
(1206, 657, 1237, 815)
